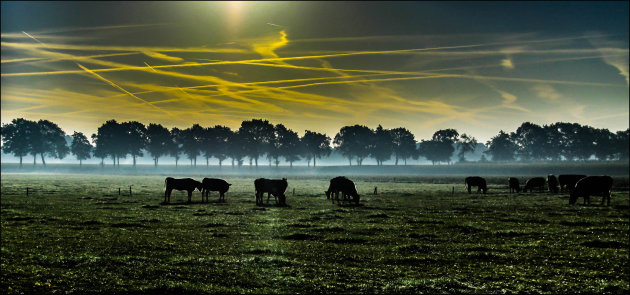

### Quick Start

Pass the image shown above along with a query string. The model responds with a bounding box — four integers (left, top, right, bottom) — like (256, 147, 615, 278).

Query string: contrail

(76, 63, 177, 119)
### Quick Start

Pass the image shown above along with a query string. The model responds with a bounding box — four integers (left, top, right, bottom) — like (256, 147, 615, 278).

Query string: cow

(569, 176, 613, 206)
(201, 178, 232, 203)
(508, 177, 521, 193)
(558, 174, 587, 193)
(254, 178, 288, 206)
(465, 176, 487, 194)
(325, 176, 360, 205)
(547, 174, 559, 194)
(522, 177, 545, 193)
(164, 177, 203, 203)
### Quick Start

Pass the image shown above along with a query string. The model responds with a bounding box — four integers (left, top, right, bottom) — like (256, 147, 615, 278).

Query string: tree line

(1, 118, 628, 167)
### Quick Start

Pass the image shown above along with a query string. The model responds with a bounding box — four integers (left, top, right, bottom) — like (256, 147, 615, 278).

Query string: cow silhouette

(547, 175, 559, 194)
(569, 176, 613, 206)
(254, 178, 288, 206)
(201, 178, 231, 203)
(465, 176, 487, 194)
(522, 177, 545, 193)
(558, 174, 587, 193)
(164, 177, 203, 203)
(508, 177, 521, 193)
(325, 176, 360, 205)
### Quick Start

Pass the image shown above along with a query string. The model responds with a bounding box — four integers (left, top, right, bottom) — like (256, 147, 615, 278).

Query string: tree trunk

(40, 153, 46, 166)
(19, 155, 23, 167)
(255, 158, 258, 167)
(231, 158, 235, 168)
(175, 158, 178, 167)
(219, 159, 222, 167)
(206, 157, 209, 168)
(80, 159, 82, 167)
(313, 157, 316, 167)
(133, 155, 136, 167)
(33, 153, 37, 166)
(395, 156, 399, 165)
(404, 158, 407, 165)
(290, 161, 293, 168)
(348, 158, 352, 166)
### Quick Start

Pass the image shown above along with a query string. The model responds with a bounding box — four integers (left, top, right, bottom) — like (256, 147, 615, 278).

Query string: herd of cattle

(164, 174, 614, 207)
(465, 174, 614, 206)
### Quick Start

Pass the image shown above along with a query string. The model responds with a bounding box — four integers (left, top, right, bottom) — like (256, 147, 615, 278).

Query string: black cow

(547, 174, 559, 194)
(201, 178, 231, 203)
(558, 174, 587, 193)
(465, 176, 487, 194)
(325, 176, 360, 205)
(569, 176, 613, 206)
(508, 177, 521, 193)
(522, 177, 545, 193)
(164, 177, 203, 203)
(254, 178, 288, 206)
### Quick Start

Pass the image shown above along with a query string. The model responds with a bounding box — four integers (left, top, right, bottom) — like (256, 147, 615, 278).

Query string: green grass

(1, 174, 628, 294)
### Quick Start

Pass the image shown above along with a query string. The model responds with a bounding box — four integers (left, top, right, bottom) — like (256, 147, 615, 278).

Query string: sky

(2, 1, 628, 143)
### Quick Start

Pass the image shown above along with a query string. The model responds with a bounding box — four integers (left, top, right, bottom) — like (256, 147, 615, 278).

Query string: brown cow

(465, 176, 487, 194)
(508, 177, 521, 193)
(255, 178, 288, 206)
(164, 177, 203, 203)
(569, 176, 613, 206)
(522, 177, 545, 193)
(325, 176, 360, 205)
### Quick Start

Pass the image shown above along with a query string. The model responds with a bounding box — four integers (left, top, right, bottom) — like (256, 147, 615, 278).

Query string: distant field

(1, 162, 629, 177)
(1, 174, 628, 294)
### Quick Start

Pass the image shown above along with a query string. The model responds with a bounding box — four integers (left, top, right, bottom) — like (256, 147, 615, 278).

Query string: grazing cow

(522, 177, 545, 193)
(465, 176, 487, 194)
(558, 174, 587, 193)
(201, 178, 232, 202)
(508, 177, 521, 193)
(254, 178, 288, 206)
(325, 176, 360, 205)
(569, 176, 613, 206)
(547, 175, 559, 194)
(164, 177, 203, 203)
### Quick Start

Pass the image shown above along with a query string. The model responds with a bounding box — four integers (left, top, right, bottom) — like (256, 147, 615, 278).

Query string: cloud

(501, 58, 514, 70)
(586, 32, 629, 86)
(533, 84, 561, 100)
(142, 51, 184, 62)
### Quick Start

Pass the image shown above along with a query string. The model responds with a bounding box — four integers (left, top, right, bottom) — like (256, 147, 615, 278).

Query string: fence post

(129, 186, 132, 197)
(293, 188, 295, 196)
(118, 188, 121, 195)
(374, 187, 378, 195)
(26, 187, 29, 196)
(452, 186, 454, 196)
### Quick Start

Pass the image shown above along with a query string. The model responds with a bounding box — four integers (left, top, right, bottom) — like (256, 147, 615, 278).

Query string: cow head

(325, 190, 331, 199)
(196, 181, 204, 192)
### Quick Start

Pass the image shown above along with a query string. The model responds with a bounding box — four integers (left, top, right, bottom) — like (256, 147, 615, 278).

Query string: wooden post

(374, 186, 377, 195)
(26, 187, 29, 196)
(118, 188, 121, 195)
(129, 186, 132, 197)
(452, 186, 454, 196)
(292, 188, 295, 196)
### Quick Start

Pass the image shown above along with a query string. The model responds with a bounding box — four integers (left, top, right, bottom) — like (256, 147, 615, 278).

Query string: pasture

(1, 174, 628, 294)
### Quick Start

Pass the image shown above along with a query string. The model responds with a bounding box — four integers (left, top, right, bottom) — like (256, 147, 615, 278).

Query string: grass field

(1, 174, 629, 294)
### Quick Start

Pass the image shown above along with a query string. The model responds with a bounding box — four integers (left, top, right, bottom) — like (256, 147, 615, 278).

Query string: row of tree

(1, 118, 628, 167)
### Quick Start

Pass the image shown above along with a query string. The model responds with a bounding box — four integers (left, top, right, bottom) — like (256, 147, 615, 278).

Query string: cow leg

(467, 185, 471, 194)
(165, 189, 172, 203)
(188, 190, 192, 203)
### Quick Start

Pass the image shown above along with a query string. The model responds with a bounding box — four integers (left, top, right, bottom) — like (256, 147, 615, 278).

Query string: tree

(484, 130, 517, 162)
(181, 124, 204, 167)
(169, 127, 183, 167)
(239, 119, 275, 167)
(146, 123, 172, 167)
(211, 125, 232, 167)
(418, 129, 459, 165)
(390, 127, 417, 165)
(301, 130, 332, 167)
(371, 125, 393, 165)
(1, 118, 33, 167)
(227, 131, 247, 167)
(334, 125, 373, 166)
(93, 120, 125, 167)
(34, 119, 70, 166)
(549, 122, 596, 161)
(614, 129, 629, 161)
(200, 126, 217, 168)
(120, 121, 147, 167)
(91, 133, 107, 167)
(457, 133, 478, 163)
(592, 128, 616, 161)
(275, 124, 301, 167)
(70, 131, 92, 166)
